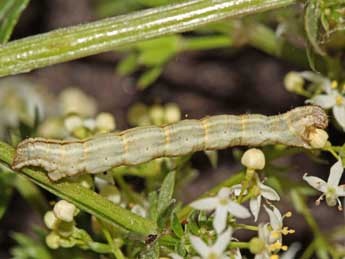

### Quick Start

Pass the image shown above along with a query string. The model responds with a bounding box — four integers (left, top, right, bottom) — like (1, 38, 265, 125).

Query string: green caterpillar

(12, 106, 327, 181)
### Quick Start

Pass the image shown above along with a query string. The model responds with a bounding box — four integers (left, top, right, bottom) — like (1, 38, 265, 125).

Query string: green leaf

(116, 53, 138, 75)
(171, 212, 184, 238)
(305, 0, 326, 56)
(11, 232, 52, 259)
(0, 141, 157, 236)
(0, 0, 30, 43)
(157, 171, 176, 216)
(148, 191, 159, 221)
(14, 175, 49, 215)
(138, 66, 163, 89)
(0, 164, 16, 219)
(137, 36, 180, 66)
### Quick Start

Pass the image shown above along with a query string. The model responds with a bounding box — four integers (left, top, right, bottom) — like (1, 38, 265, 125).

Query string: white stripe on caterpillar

(12, 106, 328, 181)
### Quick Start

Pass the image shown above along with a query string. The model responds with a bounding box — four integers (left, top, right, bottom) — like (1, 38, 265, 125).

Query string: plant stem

(0, 0, 295, 77)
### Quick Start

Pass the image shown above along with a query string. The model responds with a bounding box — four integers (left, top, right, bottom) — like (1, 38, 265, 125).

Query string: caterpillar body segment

(12, 106, 328, 181)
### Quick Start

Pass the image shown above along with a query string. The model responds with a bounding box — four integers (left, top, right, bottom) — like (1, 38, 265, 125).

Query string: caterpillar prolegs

(12, 106, 328, 181)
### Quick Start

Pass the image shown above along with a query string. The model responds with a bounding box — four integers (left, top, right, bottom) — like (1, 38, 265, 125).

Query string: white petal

(169, 253, 184, 259)
(303, 174, 328, 192)
(228, 201, 251, 219)
(280, 242, 302, 259)
(250, 196, 261, 221)
(308, 94, 335, 109)
(230, 184, 243, 196)
(264, 205, 282, 230)
(212, 228, 232, 254)
(335, 185, 345, 196)
(299, 72, 332, 93)
(233, 248, 242, 259)
(218, 187, 231, 199)
(190, 198, 218, 210)
(259, 183, 280, 201)
(189, 235, 210, 257)
(333, 105, 345, 130)
(213, 205, 228, 234)
(328, 159, 344, 187)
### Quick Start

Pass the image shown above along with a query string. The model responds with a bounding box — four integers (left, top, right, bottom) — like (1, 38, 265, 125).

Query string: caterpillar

(12, 106, 327, 181)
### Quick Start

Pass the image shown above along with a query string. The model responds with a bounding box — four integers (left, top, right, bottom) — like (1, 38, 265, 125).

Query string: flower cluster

(176, 148, 294, 259)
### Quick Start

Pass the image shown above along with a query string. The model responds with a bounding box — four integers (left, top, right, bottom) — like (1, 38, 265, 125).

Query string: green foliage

(11, 232, 52, 259)
(0, 0, 30, 43)
(1, 0, 345, 258)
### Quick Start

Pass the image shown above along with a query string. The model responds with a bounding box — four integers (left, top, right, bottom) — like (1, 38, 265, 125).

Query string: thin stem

(101, 223, 126, 259)
(229, 241, 250, 249)
(0, 0, 295, 77)
(234, 223, 258, 231)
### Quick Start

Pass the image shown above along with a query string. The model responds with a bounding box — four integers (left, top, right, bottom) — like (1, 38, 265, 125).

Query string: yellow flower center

(270, 255, 280, 259)
(219, 198, 228, 205)
(336, 96, 343, 105)
(208, 252, 218, 259)
(331, 80, 338, 89)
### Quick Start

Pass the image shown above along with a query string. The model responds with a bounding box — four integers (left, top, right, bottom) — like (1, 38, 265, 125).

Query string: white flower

(231, 179, 280, 221)
(303, 159, 345, 209)
(264, 205, 283, 243)
(254, 224, 272, 259)
(252, 206, 291, 259)
(190, 188, 250, 234)
(305, 72, 345, 130)
(189, 228, 232, 259)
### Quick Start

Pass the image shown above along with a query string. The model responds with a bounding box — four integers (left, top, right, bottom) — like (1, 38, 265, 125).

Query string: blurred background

(0, 0, 344, 258)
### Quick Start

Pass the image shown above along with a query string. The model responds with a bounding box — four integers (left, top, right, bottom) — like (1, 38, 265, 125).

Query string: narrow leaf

(304, 0, 326, 56)
(171, 212, 184, 238)
(0, 0, 30, 43)
(157, 171, 176, 216)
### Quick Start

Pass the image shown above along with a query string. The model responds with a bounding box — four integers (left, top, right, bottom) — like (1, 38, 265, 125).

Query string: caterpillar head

(289, 106, 328, 148)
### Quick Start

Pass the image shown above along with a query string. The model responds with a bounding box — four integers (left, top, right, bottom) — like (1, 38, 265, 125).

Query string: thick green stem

(0, 0, 295, 77)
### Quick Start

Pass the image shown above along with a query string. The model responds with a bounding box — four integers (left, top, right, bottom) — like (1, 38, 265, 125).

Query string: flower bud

(53, 200, 77, 222)
(241, 148, 265, 170)
(284, 72, 304, 92)
(164, 103, 181, 123)
(46, 232, 60, 249)
(308, 129, 328, 149)
(249, 237, 265, 254)
(44, 211, 59, 230)
(60, 88, 97, 116)
(96, 112, 116, 132)
(149, 105, 165, 125)
(64, 115, 83, 132)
